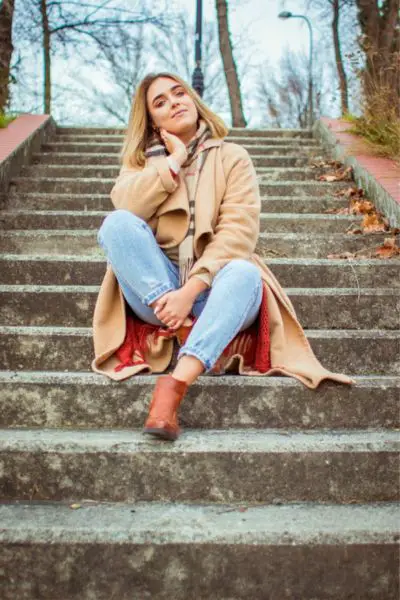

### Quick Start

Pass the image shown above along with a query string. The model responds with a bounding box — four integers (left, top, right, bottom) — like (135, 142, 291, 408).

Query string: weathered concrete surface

(0, 502, 398, 600)
(0, 285, 398, 329)
(0, 373, 398, 430)
(9, 176, 351, 196)
(0, 326, 398, 374)
(0, 429, 399, 503)
(34, 151, 312, 168)
(2, 229, 398, 258)
(22, 164, 330, 182)
(5, 191, 351, 213)
(0, 210, 361, 233)
(55, 126, 315, 137)
(1, 255, 398, 288)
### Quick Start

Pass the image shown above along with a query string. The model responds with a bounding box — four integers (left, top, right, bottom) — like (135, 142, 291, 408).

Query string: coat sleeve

(188, 146, 261, 284)
(110, 157, 179, 221)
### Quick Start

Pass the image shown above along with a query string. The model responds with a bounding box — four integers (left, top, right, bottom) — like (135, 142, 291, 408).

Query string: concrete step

(1, 501, 397, 600)
(9, 176, 349, 196)
(0, 326, 398, 374)
(56, 126, 315, 138)
(1, 255, 398, 288)
(0, 285, 397, 329)
(0, 210, 362, 233)
(0, 371, 397, 430)
(52, 133, 319, 146)
(20, 163, 330, 183)
(1, 428, 398, 503)
(41, 141, 321, 155)
(4, 192, 351, 213)
(1, 229, 397, 259)
(33, 152, 312, 168)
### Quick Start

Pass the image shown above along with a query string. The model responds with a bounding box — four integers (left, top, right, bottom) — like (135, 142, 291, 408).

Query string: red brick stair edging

(0, 114, 56, 203)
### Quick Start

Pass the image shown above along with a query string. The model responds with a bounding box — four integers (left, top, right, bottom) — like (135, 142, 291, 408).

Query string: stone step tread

(1, 255, 397, 289)
(1, 501, 396, 545)
(11, 176, 341, 185)
(33, 152, 314, 160)
(0, 229, 388, 239)
(1, 371, 397, 385)
(1, 254, 397, 267)
(0, 209, 360, 220)
(23, 165, 319, 173)
(2, 327, 396, 375)
(5, 192, 350, 202)
(1, 325, 397, 337)
(46, 139, 321, 147)
(1, 427, 398, 452)
(0, 284, 396, 295)
(1, 372, 398, 430)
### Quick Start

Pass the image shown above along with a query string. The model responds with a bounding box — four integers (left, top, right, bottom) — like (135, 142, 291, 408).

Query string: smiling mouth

(173, 110, 187, 118)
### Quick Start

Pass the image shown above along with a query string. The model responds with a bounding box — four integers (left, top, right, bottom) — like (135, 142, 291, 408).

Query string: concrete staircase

(0, 127, 399, 599)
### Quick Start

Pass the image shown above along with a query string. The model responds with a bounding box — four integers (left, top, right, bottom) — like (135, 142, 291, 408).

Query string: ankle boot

(143, 374, 188, 441)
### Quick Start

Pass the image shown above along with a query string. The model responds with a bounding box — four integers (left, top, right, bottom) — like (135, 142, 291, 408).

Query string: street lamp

(278, 11, 314, 128)
(192, 0, 204, 97)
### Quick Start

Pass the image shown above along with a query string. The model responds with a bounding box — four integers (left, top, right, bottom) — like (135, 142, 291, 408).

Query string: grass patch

(342, 111, 400, 162)
(0, 112, 18, 128)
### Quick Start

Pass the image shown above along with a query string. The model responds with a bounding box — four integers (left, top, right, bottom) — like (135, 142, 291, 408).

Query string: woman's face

(146, 77, 198, 135)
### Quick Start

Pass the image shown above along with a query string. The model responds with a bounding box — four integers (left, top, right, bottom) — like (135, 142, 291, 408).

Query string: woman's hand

(160, 128, 188, 164)
(152, 288, 194, 330)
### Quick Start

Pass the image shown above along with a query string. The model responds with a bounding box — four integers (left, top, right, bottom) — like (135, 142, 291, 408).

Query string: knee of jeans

(222, 259, 262, 290)
(97, 209, 146, 247)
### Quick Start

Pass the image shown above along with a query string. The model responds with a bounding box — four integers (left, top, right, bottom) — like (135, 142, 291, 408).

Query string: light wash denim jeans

(97, 209, 263, 372)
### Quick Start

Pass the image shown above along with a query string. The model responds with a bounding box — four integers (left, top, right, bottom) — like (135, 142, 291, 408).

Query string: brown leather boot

(143, 374, 188, 441)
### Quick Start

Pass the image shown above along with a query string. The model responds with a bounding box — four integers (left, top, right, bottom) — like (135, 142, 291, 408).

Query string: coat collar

(199, 137, 225, 151)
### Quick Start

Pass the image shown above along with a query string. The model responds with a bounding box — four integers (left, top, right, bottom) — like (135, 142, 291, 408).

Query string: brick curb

(313, 117, 400, 227)
(0, 114, 57, 207)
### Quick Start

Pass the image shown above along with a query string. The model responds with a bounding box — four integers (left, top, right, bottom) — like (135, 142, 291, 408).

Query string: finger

(153, 297, 168, 315)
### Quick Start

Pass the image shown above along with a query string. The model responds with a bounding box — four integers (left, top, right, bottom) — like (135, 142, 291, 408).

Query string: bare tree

(15, 0, 168, 114)
(215, 0, 246, 127)
(73, 7, 242, 127)
(355, 0, 399, 114)
(256, 47, 325, 129)
(0, 0, 15, 113)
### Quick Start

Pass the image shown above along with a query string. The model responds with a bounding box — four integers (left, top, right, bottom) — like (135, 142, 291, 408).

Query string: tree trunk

(40, 0, 51, 114)
(0, 0, 15, 114)
(356, 0, 399, 115)
(332, 0, 349, 115)
(215, 0, 246, 127)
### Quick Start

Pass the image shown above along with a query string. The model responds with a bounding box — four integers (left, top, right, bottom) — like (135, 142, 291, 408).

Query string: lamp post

(192, 0, 204, 97)
(278, 11, 314, 128)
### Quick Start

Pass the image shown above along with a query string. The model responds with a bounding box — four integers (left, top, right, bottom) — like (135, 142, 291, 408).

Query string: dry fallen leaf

(362, 213, 387, 233)
(351, 200, 375, 215)
(375, 237, 400, 258)
(69, 503, 82, 510)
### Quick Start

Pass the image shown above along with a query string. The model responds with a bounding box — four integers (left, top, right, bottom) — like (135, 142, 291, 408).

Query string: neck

(176, 124, 198, 147)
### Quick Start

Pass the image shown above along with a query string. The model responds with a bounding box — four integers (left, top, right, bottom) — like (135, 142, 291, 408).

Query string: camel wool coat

(91, 137, 353, 389)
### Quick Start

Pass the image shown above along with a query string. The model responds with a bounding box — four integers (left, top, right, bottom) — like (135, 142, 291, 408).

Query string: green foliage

(341, 96, 400, 161)
(0, 112, 18, 128)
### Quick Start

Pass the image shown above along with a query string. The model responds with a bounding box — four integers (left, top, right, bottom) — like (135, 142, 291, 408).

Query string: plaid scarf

(144, 118, 213, 285)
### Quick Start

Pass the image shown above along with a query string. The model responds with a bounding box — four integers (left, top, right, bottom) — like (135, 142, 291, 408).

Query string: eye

(155, 89, 185, 108)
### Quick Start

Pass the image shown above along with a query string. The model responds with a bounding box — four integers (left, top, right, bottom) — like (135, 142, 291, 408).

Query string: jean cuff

(177, 347, 213, 372)
(143, 282, 175, 306)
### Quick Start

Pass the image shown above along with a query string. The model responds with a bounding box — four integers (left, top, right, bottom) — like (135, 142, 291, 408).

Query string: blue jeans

(97, 210, 263, 372)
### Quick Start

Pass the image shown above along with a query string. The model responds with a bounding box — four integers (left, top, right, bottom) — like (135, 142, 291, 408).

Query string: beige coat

(91, 138, 353, 389)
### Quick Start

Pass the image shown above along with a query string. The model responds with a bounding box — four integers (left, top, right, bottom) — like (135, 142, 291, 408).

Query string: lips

(173, 109, 187, 118)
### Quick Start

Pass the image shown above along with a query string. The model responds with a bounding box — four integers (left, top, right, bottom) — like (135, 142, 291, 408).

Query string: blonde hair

(119, 71, 230, 169)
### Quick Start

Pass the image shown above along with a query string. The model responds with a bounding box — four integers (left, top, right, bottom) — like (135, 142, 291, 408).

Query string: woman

(92, 71, 353, 441)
